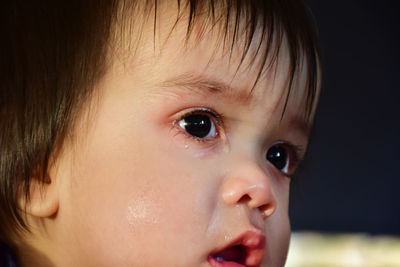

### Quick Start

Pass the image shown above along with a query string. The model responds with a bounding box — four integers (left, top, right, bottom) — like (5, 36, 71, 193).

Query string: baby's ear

(21, 173, 59, 218)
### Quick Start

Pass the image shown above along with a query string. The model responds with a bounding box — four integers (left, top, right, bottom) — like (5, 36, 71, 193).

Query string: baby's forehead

(113, 0, 320, 121)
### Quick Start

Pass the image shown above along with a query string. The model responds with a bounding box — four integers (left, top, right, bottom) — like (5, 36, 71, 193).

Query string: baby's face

(48, 11, 313, 267)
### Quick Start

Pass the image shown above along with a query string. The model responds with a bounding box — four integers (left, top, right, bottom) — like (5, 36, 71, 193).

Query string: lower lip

(208, 256, 247, 267)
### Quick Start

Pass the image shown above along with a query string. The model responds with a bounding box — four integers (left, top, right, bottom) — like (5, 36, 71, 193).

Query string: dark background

(290, 0, 400, 235)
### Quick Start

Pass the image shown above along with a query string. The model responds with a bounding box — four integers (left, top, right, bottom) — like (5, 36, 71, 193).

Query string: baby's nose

(221, 159, 277, 219)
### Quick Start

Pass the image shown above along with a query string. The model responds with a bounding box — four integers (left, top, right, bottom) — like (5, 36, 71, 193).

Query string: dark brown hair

(0, 0, 320, 244)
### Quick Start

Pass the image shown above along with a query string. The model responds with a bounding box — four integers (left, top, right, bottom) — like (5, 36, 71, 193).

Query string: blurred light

(286, 232, 400, 266)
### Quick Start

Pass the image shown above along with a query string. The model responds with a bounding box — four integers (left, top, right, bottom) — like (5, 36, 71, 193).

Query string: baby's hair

(0, 0, 319, 245)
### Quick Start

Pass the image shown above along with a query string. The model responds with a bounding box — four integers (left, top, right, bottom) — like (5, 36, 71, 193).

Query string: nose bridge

(221, 155, 277, 219)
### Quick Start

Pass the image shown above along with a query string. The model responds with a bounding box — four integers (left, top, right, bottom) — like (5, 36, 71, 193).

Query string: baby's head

(0, 1, 320, 266)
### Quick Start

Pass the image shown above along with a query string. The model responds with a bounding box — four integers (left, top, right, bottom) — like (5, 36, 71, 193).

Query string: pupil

(183, 114, 211, 138)
(266, 146, 287, 170)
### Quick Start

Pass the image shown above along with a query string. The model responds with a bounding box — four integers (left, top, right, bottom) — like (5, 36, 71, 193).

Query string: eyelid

(173, 107, 225, 141)
(177, 107, 222, 125)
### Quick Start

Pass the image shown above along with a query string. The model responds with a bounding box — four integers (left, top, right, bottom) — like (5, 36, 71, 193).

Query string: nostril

(238, 194, 251, 204)
(221, 164, 276, 210)
(259, 203, 275, 218)
(237, 195, 275, 219)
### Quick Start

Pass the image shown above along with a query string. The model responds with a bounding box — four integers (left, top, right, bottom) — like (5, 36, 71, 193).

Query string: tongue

(214, 245, 246, 263)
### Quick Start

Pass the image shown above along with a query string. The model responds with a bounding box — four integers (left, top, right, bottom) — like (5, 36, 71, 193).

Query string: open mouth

(209, 244, 247, 267)
(208, 230, 266, 267)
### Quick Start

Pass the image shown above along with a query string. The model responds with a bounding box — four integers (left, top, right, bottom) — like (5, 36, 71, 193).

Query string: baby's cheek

(262, 204, 291, 266)
(125, 189, 163, 229)
(114, 173, 215, 264)
(120, 170, 167, 224)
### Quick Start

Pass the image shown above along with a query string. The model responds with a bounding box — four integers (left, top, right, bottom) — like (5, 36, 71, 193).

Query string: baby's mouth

(208, 230, 266, 267)
(209, 244, 246, 267)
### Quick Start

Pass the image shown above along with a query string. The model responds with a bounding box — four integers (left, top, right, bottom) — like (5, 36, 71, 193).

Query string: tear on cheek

(125, 196, 159, 228)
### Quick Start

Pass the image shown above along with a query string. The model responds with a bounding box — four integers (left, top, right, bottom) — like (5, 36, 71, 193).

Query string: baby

(0, 0, 320, 266)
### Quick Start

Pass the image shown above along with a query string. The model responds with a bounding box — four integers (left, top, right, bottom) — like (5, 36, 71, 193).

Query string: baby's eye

(178, 111, 218, 139)
(266, 143, 298, 176)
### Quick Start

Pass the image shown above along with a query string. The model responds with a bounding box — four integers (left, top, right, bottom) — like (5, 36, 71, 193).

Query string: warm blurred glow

(286, 232, 400, 266)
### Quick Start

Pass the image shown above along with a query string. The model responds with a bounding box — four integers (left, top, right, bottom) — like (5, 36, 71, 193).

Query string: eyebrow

(160, 72, 312, 140)
(161, 72, 251, 103)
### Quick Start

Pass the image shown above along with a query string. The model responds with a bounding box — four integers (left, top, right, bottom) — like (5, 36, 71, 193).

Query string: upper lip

(209, 228, 266, 267)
